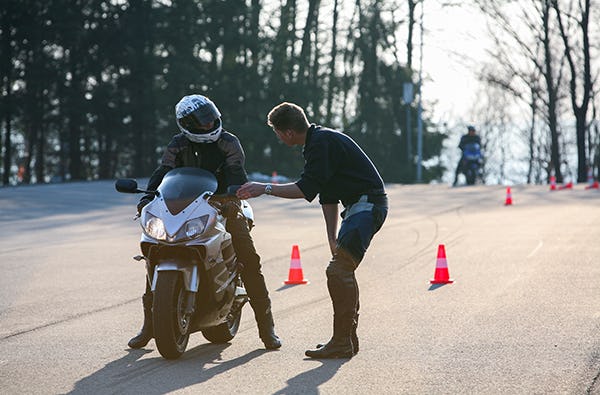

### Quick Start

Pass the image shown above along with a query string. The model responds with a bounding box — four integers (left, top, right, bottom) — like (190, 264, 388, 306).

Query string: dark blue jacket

(295, 125, 385, 207)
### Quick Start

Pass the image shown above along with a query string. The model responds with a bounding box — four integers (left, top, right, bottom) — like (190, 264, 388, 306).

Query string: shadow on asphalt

(68, 343, 271, 394)
(428, 283, 451, 291)
(272, 358, 348, 395)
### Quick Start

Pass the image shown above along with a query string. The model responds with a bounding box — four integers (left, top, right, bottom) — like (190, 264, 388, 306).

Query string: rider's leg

(453, 158, 463, 186)
(226, 204, 281, 349)
(128, 279, 153, 349)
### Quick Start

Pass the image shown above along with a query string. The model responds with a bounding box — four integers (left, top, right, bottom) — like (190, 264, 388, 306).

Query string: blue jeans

(337, 195, 388, 266)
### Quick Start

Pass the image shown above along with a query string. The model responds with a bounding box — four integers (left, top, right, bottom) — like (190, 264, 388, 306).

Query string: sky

(417, 2, 494, 183)
(419, 2, 490, 123)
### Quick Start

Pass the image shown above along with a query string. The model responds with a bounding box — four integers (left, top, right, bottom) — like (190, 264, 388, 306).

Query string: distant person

(237, 102, 388, 359)
(453, 125, 482, 186)
(128, 94, 281, 350)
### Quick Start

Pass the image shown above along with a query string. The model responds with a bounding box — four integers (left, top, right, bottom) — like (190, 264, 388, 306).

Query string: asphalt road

(0, 181, 599, 394)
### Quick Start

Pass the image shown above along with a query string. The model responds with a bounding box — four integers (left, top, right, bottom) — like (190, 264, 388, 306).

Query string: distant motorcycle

(459, 142, 483, 185)
(115, 167, 250, 359)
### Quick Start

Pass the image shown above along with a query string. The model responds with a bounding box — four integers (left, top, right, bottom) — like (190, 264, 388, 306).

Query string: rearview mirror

(115, 178, 139, 193)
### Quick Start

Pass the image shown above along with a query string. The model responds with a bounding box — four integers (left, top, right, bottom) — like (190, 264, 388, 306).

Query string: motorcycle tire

(201, 302, 242, 343)
(466, 170, 476, 185)
(153, 271, 190, 359)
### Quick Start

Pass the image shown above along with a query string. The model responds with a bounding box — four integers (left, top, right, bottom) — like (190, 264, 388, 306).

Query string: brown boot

(306, 315, 354, 359)
(316, 313, 359, 354)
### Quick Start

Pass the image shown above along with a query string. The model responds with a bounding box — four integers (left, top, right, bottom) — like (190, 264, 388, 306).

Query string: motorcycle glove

(137, 194, 154, 215)
(221, 199, 242, 219)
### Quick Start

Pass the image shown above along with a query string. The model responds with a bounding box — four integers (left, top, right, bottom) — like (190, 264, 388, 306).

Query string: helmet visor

(178, 112, 218, 135)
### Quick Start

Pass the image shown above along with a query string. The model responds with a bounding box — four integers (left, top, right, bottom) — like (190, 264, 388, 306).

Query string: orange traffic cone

(284, 245, 308, 285)
(504, 187, 513, 205)
(550, 175, 557, 191)
(430, 244, 453, 284)
(271, 171, 278, 184)
(559, 181, 573, 190)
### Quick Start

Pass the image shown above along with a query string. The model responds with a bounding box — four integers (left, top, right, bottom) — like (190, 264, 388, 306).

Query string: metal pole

(416, 0, 424, 182)
(407, 104, 412, 160)
(403, 82, 413, 161)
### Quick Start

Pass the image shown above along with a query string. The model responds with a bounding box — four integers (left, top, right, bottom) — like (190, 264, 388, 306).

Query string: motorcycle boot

(250, 297, 282, 349)
(128, 292, 154, 349)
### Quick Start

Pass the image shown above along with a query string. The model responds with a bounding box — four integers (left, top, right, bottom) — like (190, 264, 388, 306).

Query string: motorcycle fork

(183, 291, 196, 316)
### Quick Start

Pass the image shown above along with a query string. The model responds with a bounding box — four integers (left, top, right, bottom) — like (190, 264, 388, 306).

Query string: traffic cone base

(430, 244, 454, 284)
(550, 175, 557, 191)
(284, 245, 308, 285)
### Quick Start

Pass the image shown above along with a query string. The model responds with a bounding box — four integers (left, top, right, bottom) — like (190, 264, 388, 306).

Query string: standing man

(237, 102, 388, 359)
(128, 94, 281, 350)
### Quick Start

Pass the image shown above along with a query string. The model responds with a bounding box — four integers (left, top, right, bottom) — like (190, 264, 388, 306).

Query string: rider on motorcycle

(128, 94, 281, 350)
(453, 125, 483, 186)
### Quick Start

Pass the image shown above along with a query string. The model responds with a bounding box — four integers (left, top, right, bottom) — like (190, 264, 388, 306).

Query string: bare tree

(552, 0, 594, 182)
(0, 3, 16, 185)
(474, 0, 565, 182)
(325, 0, 340, 124)
(407, 0, 418, 70)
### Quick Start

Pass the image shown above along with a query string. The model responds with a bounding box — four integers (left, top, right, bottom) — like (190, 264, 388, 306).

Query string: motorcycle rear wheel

(153, 271, 190, 359)
(466, 171, 476, 185)
(201, 300, 242, 343)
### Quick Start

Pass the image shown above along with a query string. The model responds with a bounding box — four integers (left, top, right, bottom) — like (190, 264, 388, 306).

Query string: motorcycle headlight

(144, 214, 166, 240)
(185, 215, 209, 239)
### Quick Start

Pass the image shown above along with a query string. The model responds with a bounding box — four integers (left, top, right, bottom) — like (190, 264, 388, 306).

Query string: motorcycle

(115, 167, 250, 359)
(460, 142, 483, 185)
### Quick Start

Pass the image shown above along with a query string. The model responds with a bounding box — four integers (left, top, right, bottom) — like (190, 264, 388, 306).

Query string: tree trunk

(1, 6, 14, 185)
(67, 53, 84, 181)
(129, 0, 155, 178)
(297, 0, 320, 81)
(553, 0, 591, 182)
(542, 0, 562, 182)
(325, 0, 339, 124)
(407, 0, 417, 70)
(527, 85, 537, 184)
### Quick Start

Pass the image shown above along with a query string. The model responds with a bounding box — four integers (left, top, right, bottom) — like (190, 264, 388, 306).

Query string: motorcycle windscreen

(158, 167, 218, 215)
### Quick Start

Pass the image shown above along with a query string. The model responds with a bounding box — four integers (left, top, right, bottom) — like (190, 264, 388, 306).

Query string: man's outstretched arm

(237, 182, 306, 200)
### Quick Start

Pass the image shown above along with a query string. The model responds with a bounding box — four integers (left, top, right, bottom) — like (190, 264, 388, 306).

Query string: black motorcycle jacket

(145, 130, 248, 194)
(458, 134, 481, 151)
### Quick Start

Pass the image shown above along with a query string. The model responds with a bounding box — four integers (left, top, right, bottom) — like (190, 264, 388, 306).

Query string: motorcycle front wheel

(466, 168, 477, 185)
(201, 300, 243, 343)
(153, 271, 190, 359)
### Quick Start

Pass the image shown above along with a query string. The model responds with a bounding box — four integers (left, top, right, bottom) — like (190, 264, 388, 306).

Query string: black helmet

(175, 95, 223, 143)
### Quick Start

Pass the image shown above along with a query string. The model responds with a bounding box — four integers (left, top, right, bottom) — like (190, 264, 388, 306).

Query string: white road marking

(527, 240, 544, 258)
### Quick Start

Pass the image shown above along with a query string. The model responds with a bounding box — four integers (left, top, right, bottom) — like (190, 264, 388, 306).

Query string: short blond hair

(267, 102, 310, 133)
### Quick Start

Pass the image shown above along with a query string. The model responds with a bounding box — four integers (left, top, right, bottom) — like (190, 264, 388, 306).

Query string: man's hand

(236, 182, 266, 199)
